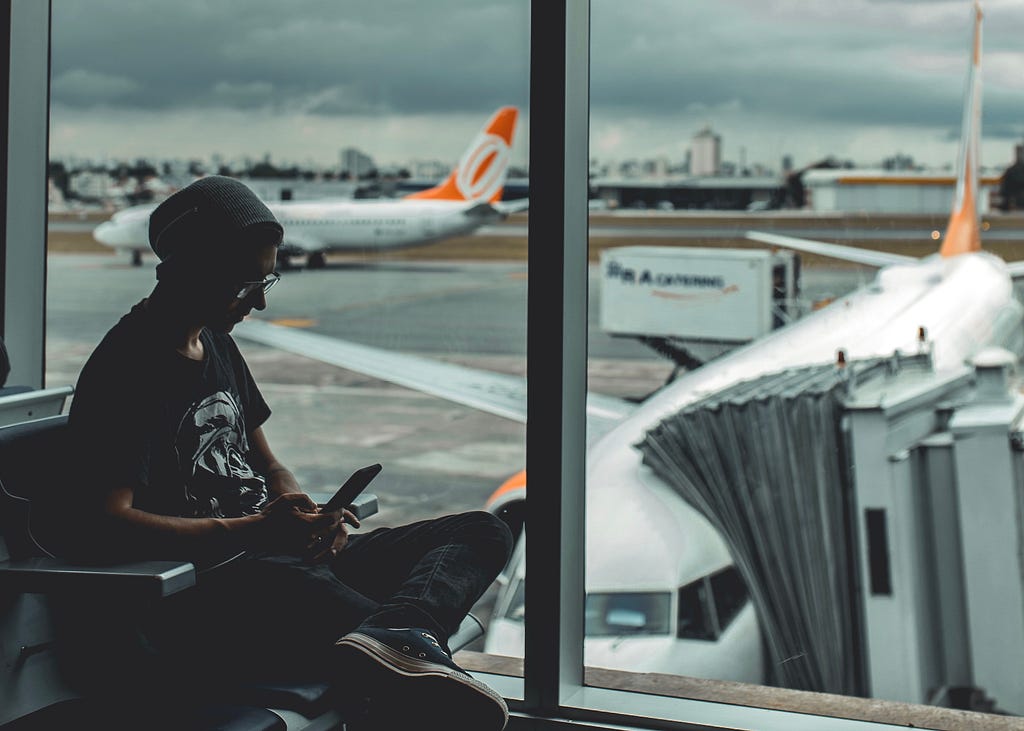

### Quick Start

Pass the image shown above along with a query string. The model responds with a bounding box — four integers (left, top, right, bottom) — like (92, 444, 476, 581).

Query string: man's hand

(257, 493, 340, 556)
(307, 507, 361, 563)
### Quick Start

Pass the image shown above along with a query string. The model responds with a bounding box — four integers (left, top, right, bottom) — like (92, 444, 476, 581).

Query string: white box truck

(598, 246, 799, 344)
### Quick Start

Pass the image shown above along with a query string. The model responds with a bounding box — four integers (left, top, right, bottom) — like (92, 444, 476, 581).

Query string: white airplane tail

(941, 1, 983, 258)
(749, 1, 987, 267)
(404, 106, 518, 204)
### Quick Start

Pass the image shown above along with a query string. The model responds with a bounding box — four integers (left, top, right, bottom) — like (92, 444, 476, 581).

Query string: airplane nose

(92, 221, 119, 246)
(93, 220, 142, 247)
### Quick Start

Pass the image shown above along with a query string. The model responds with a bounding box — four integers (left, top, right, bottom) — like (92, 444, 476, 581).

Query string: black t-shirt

(70, 302, 272, 524)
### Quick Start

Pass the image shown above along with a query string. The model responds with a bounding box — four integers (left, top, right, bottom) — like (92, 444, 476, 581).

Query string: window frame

(13, 1, 989, 729)
(5, 0, 50, 389)
(510, 1, 953, 729)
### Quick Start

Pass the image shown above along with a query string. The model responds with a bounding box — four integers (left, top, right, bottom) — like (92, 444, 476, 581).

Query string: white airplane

(233, 2, 1018, 686)
(92, 106, 527, 268)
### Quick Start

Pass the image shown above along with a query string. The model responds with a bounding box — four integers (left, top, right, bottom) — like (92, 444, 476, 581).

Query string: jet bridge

(638, 347, 1024, 714)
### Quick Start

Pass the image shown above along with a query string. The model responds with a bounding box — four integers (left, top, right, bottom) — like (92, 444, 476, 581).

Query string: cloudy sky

(49, 0, 1024, 174)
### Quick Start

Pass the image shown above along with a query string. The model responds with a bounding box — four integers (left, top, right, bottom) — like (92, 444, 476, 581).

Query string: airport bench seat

(0, 384, 73, 428)
(0, 415, 484, 731)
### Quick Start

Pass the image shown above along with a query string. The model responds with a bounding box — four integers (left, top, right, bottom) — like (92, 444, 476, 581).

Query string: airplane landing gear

(307, 251, 327, 269)
(131, 249, 143, 267)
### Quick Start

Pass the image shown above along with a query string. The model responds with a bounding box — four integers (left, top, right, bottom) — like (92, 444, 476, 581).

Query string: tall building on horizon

(340, 147, 375, 179)
(690, 125, 721, 176)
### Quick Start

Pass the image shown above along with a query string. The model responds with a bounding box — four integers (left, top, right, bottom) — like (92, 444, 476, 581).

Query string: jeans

(147, 510, 514, 682)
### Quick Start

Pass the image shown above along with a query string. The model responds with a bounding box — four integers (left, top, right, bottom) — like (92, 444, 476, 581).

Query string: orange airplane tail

(940, 1, 983, 258)
(404, 106, 518, 204)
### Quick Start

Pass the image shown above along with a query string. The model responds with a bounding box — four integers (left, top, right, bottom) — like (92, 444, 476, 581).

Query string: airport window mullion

(4, 0, 50, 388)
(523, 0, 589, 714)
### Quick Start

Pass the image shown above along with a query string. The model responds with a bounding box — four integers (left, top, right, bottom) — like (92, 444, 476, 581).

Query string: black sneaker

(334, 626, 509, 731)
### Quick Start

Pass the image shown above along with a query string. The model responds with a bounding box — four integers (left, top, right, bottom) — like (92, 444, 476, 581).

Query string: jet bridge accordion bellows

(637, 357, 893, 696)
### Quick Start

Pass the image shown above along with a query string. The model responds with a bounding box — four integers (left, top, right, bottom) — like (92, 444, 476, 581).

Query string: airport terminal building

(802, 169, 1002, 214)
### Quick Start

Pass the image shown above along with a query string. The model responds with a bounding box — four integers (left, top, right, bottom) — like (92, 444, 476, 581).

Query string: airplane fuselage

(486, 250, 1024, 683)
(585, 250, 1022, 636)
(268, 198, 501, 253)
(92, 198, 503, 258)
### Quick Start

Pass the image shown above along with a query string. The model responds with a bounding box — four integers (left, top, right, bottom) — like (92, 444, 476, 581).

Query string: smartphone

(322, 463, 382, 513)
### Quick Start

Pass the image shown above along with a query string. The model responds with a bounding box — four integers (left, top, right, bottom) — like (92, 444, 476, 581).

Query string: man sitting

(68, 176, 513, 730)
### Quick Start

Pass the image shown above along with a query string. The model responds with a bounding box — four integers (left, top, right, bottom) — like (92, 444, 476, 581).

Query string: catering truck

(598, 246, 800, 366)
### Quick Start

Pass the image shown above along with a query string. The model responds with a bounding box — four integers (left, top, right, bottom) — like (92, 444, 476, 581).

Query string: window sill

(455, 652, 1020, 731)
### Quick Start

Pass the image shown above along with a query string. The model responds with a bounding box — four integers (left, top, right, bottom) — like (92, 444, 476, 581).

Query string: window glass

(709, 567, 748, 632)
(47, 0, 529, 662)
(584, 0, 1024, 726)
(586, 592, 672, 637)
(677, 580, 715, 641)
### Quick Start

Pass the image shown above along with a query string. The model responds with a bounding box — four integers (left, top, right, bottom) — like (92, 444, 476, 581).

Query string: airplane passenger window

(709, 566, 748, 632)
(676, 579, 716, 641)
(585, 592, 671, 637)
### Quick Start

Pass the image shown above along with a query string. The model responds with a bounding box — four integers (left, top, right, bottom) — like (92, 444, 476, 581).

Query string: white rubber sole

(335, 632, 509, 730)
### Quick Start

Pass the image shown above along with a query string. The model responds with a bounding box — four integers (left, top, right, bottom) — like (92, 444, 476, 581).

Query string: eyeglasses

(235, 271, 280, 300)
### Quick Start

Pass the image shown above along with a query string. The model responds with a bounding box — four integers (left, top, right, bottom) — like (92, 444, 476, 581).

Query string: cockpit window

(585, 592, 671, 637)
(504, 587, 672, 637)
(710, 566, 749, 632)
(677, 566, 751, 641)
(678, 578, 716, 640)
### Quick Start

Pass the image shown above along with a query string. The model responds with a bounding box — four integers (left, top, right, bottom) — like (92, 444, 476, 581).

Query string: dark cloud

(49, 0, 1024, 165)
(51, 0, 530, 116)
(587, 0, 1022, 135)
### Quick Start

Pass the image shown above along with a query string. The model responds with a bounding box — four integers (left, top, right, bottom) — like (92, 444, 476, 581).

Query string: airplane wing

(463, 202, 502, 220)
(233, 319, 636, 440)
(1004, 261, 1024, 282)
(495, 199, 530, 215)
(746, 231, 917, 268)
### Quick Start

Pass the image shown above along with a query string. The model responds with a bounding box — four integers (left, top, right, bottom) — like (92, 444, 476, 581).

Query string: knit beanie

(148, 176, 283, 279)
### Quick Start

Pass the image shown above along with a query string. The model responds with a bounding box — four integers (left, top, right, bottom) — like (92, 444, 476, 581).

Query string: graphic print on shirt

(175, 390, 268, 518)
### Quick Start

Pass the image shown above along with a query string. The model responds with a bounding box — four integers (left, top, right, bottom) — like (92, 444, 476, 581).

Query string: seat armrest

(0, 385, 74, 427)
(0, 557, 195, 600)
(349, 493, 378, 520)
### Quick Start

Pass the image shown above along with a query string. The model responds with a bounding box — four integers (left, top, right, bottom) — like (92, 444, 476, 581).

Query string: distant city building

(881, 153, 918, 171)
(641, 157, 670, 177)
(411, 159, 450, 180)
(618, 159, 641, 178)
(340, 147, 375, 179)
(690, 126, 721, 176)
(67, 171, 123, 203)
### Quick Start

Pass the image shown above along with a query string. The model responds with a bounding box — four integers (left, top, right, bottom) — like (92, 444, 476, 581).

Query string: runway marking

(269, 317, 318, 328)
